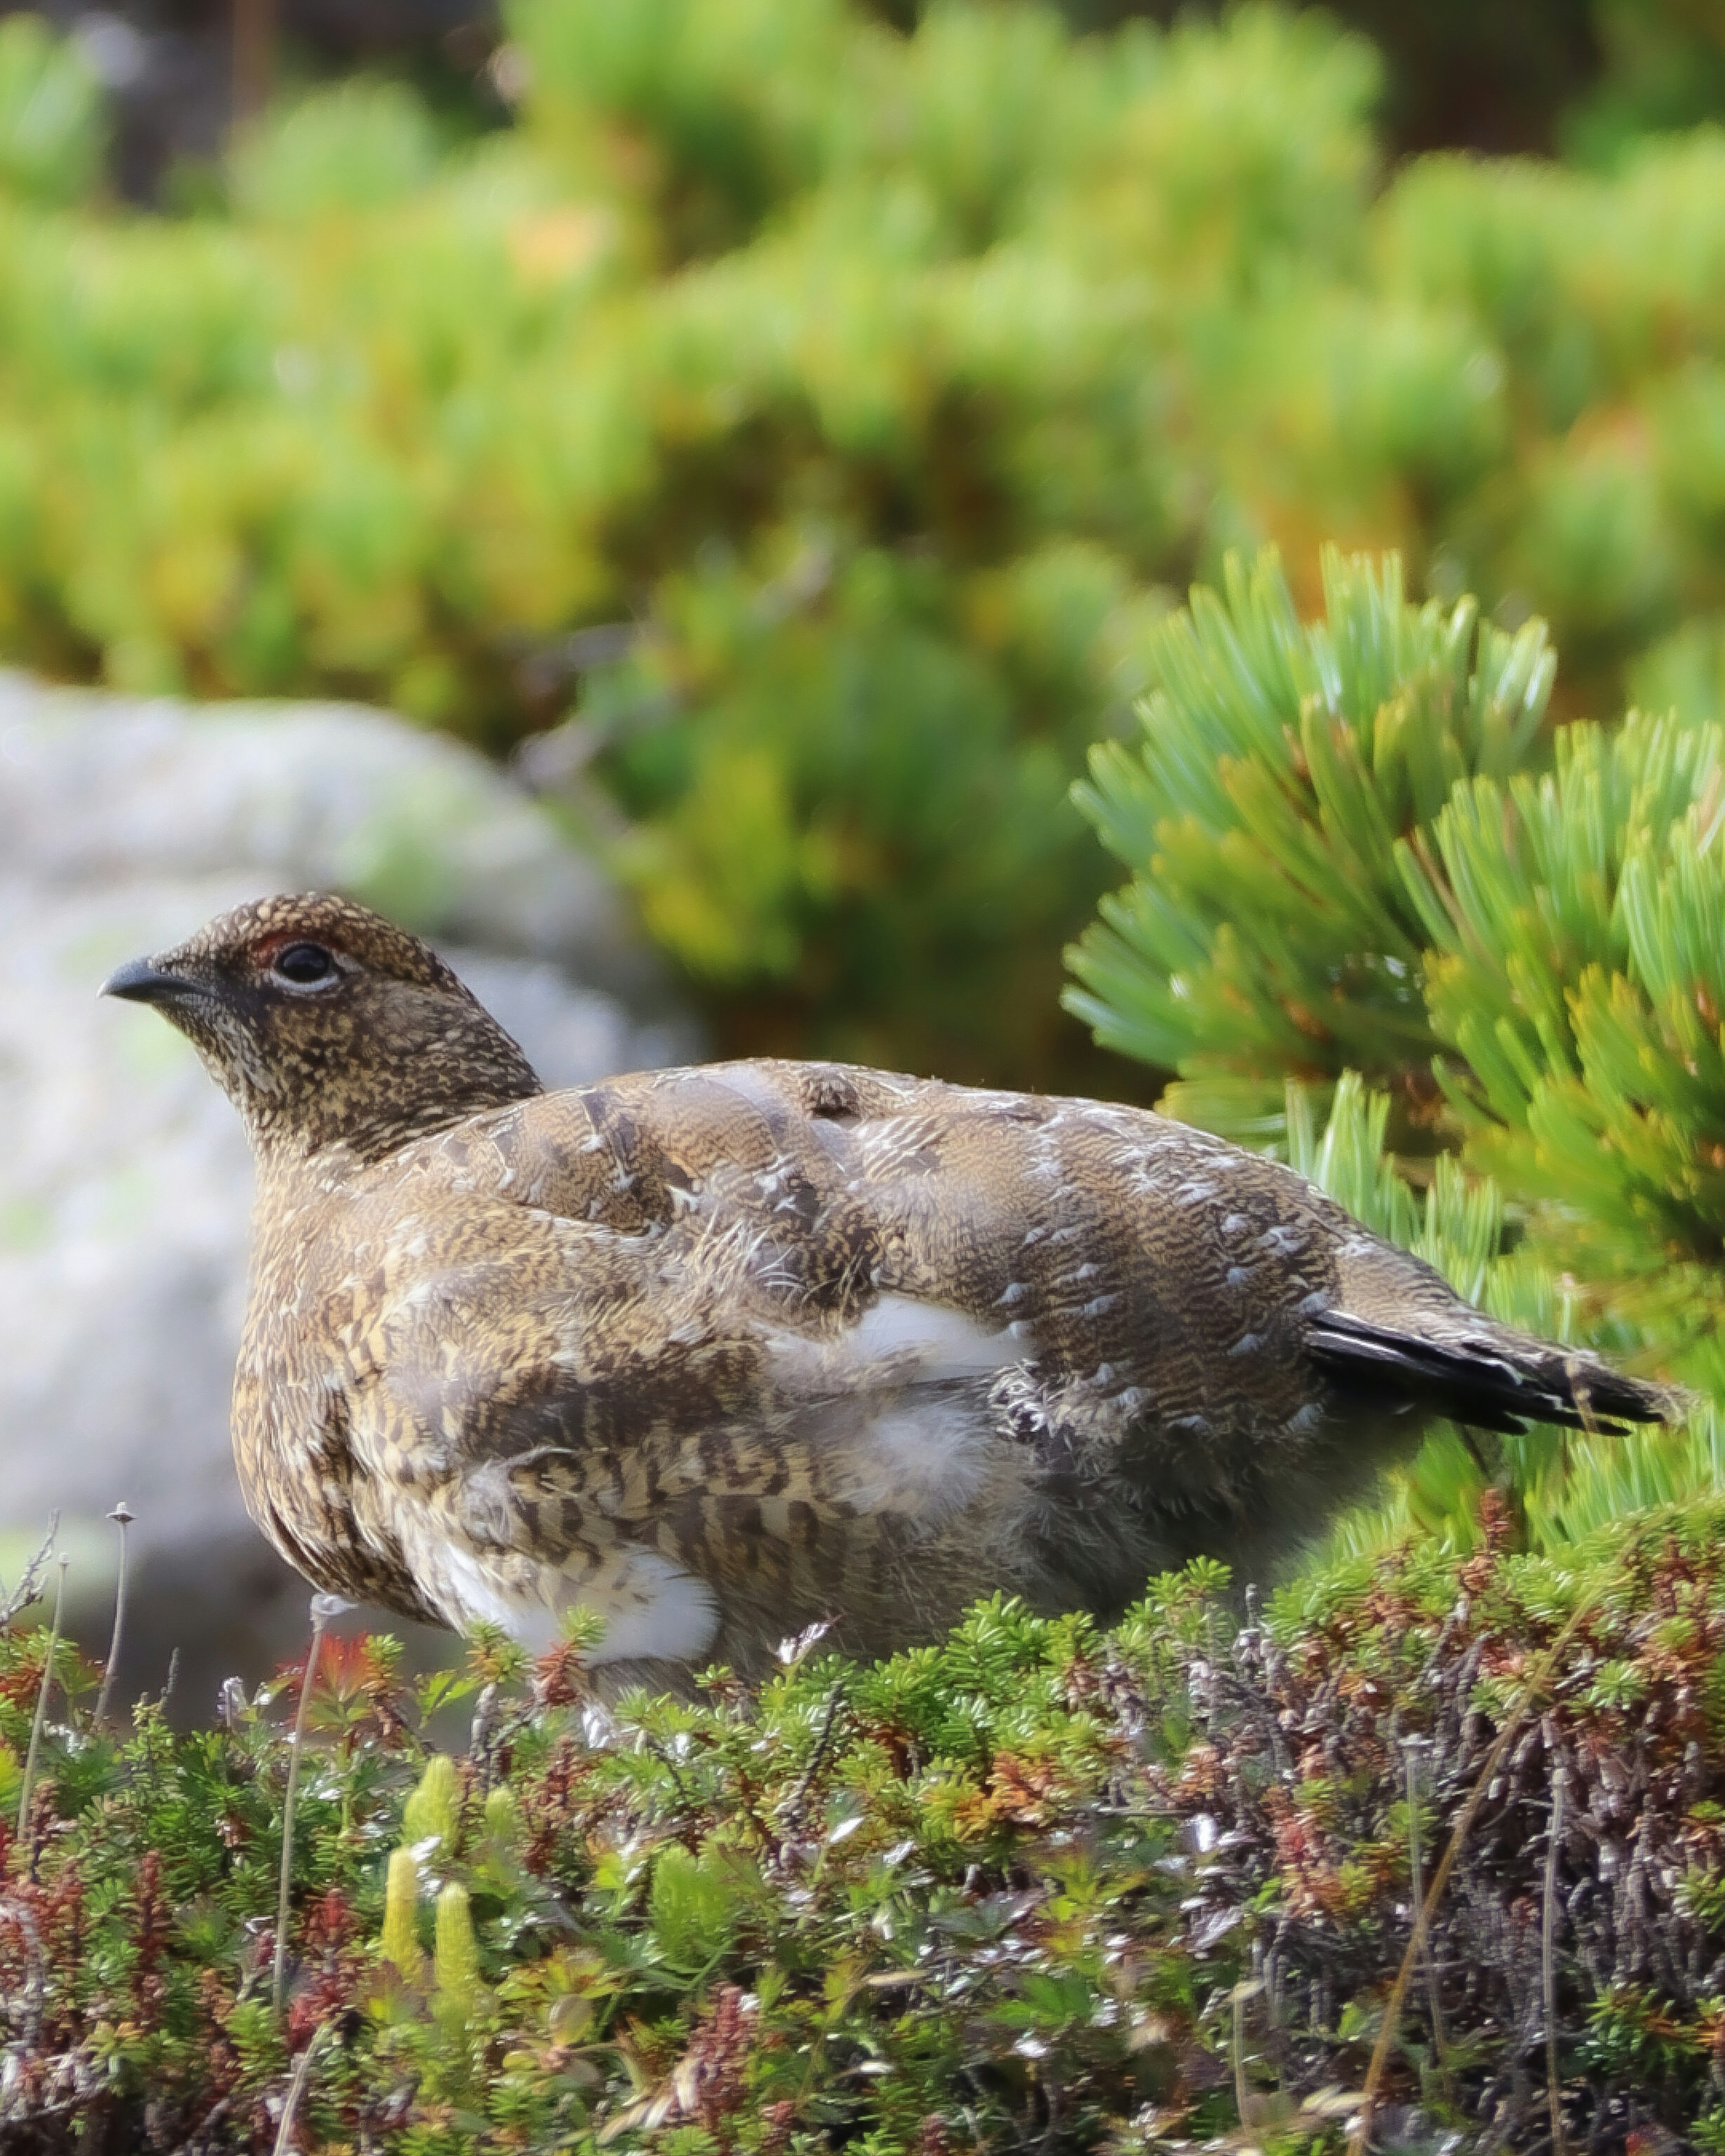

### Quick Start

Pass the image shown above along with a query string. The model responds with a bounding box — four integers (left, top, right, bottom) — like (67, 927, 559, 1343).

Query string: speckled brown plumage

(103, 893, 1677, 1686)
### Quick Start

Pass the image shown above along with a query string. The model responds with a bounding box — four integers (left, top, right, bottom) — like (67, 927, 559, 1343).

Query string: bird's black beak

(100, 955, 199, 1005)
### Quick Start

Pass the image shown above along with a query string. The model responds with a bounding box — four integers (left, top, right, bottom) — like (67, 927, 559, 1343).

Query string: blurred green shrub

(0, 14, 102, 206)
(5, 2, 1725, 1078)
(228, 80, 442, 222)
(1566, 0, 1725, 165)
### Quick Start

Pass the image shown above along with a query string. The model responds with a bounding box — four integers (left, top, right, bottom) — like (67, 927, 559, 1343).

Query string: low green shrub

(6, 1502, 1725, 2149)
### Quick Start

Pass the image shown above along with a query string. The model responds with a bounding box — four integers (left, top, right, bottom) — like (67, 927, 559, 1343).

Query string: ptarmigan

(102, 893, 1675, 1684)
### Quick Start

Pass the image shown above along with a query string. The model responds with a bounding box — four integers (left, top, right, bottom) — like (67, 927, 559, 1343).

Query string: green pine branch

(1064, 545, 1554, 1129)
(1067, 547, 1725, 1546)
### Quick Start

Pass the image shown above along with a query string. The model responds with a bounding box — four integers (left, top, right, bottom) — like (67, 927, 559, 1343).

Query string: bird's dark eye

(271, 942, 336, 986)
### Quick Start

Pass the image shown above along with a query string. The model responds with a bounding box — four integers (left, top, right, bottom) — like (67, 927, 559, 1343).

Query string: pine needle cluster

(1067, 545, 1725, 1558)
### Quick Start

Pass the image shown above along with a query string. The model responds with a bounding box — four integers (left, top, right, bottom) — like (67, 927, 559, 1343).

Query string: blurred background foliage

(6, 0, 1725, 1089)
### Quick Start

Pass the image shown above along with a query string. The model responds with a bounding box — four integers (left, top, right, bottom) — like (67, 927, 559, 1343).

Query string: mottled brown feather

(103, 894, 1680, 1686)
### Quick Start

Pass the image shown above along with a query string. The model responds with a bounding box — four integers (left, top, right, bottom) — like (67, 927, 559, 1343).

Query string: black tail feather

(1308, 1310, 1679, 1438)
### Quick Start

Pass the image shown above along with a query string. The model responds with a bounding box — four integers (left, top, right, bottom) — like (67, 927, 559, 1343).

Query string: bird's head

(102, 893, 543, 1160)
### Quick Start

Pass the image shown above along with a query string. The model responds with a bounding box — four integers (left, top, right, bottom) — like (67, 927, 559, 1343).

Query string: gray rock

(0, 676, 695, 1712)
(0, 674, 661, 996)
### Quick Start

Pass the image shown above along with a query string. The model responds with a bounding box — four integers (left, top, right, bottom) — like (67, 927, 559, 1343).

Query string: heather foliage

(9, 4, 1725, 1073)
(9, 1508, 1725, 2150)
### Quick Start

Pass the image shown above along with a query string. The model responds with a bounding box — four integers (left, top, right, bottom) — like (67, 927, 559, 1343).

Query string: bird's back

(236, 1057, 1673, 1679)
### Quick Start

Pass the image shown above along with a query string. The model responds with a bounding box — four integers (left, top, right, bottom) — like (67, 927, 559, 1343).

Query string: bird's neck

(230, 1014, 545, 1168)
(248, 1076, 544, 1171)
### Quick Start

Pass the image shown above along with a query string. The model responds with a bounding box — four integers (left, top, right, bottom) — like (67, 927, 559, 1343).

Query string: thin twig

(1348, 1592, 1597, 2156)
(641, 1731, 694, 1811)
(93, 1501, 135, 1728)
(1231, 1980, 1260, 2128)
(1401, 1736, 1453, 2101)
(0, 1894, 45, 2050)
(0, 1513, 58, 1628)
(273, 1596, 336, 2019)
(271, 2017, 333, 2156)
(16, 1557, 69, 1849)
(468, 1680, 500, 1791)
(231, 0, 276, 129)
(1543, 1765, 1569, 2156)
(785, 1684, 846, 1816)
